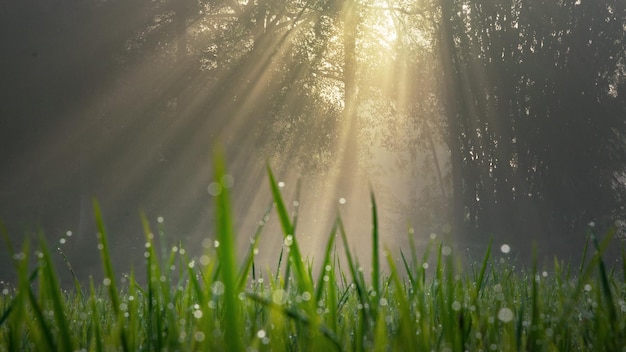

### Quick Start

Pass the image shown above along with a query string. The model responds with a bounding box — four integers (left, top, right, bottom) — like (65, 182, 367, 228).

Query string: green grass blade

(57, 247, 84, 302)
(92, 199, 129, 352)
(213, 149, 244, 352)
(370, 190, 380, 299)
(385, 246, 416, 351)
(245, 293, 343, 351)
(38, 238, 75, 351)
(92, 199, 120, 312)
(591, 228, 618, 332)
(266, 163, 313, 295)
(475, 239, 492, 297)
(315, 221, 338, 302)
(237, 203, 272, 291)
(88, 277, 104, 352)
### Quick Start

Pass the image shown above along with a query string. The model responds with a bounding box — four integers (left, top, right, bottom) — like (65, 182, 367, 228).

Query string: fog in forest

(1, 0, 626, 286)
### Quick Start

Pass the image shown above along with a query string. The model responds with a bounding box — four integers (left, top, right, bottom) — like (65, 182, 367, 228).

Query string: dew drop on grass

(211, 281, 225, 296)
(302, 292, 311, 301)
(207, 182, 222, 196)
(97, 244, 104, 250)
(272, 289, 287, 305)
(339, 197, 346, 204)
(500, 244, 511, 254)
(278, 181, 285, 188)
(220, 174, 234, 188)
(194, 331, 205, 342)
(422, 263, 429, 270)
(498, 307, 514, 322)
(157, 216, 164, 223)
(214, 240, 220, 248)
(103, 278, 111, 286)
(584, 284, 592, 292)
(451, 301, 461, 311)
(430, 233, 437, 240)
(442, 246, 452, 256)
(200, 255, 210, 266)
(193, 309, 203, 319)
(283, 235, 293, 246)
(257, 330, 266, 339)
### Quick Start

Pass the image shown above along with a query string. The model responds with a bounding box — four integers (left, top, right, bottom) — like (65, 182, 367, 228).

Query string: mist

(1, 0, 625, 287)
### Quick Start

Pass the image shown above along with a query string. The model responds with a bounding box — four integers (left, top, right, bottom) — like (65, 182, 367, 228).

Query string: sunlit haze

(1, 0, 625, 284)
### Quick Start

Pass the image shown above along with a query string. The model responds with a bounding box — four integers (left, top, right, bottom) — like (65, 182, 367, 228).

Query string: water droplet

(278, 181, 285, 188)
(97, 244, 104, 250)
(451, 301, 461, 311)
(272, 289, 287, 305)
(59, 238, 66, 244)
(422, 263, 429, 269)
(157, 216, 164, 223)
(500, 244, 511, 254)
(339, 197, 346, 204)
(293, 200, 299, 207)
(498, 307, 514, 322)
(200, 255, 210, 266)
(301, 292, 311, 301)
(283, 235, 293, 246)
(207, 182, 222, 196)
(193, 310, 203, 319)
(257, 330, 266, 339)
(442, 246, 452, 256)
(103, 278, 111, 286)
(220, 174, 234, 188)
(584, 284, 592, 292)
(66, 230, 72, 237)
(194, 331, 205, 342)
(430, 233, 437, 240)
(214, 240, 220, 248)
(211, 281, 225, 295)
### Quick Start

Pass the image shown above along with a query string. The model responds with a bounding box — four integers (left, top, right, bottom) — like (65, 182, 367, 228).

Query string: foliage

(438, 0, 626, 239)
(1, 162, 625, 351)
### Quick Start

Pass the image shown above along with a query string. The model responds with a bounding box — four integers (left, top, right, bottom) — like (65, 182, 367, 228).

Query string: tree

(438, 0, 626, 245)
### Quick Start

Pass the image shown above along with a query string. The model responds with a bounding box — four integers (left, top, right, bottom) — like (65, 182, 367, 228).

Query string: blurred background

(1, 0, 625, 286)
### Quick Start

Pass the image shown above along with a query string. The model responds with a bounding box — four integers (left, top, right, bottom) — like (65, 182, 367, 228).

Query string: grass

(1, 158, 625, 351)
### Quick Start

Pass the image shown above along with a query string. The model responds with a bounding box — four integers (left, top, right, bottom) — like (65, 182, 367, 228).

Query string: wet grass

(1, 158, 625, 351)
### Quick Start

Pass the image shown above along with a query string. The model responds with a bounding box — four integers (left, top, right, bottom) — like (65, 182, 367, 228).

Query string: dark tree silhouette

(438, 0, 626, 245)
